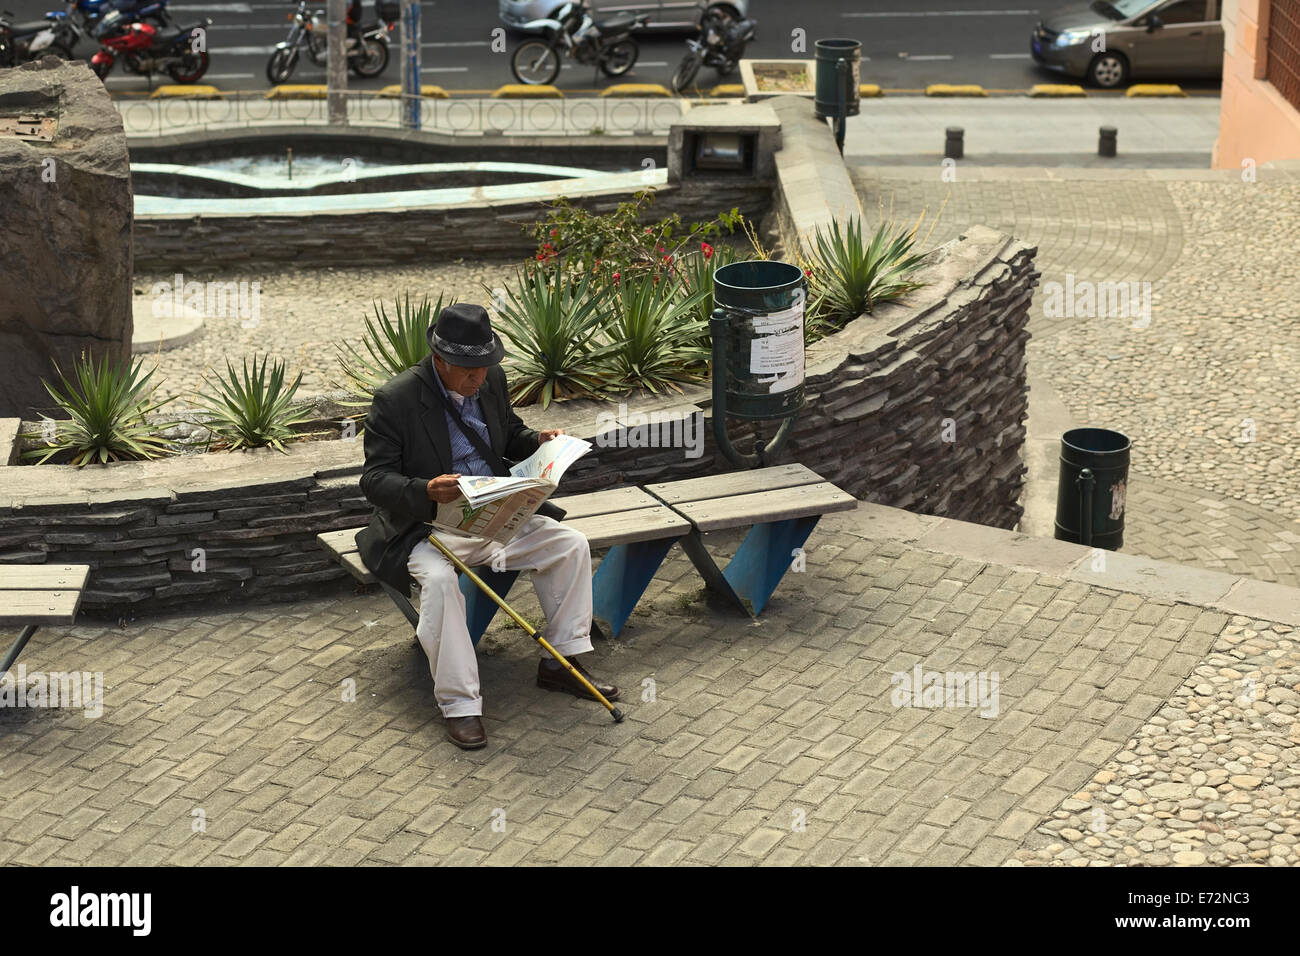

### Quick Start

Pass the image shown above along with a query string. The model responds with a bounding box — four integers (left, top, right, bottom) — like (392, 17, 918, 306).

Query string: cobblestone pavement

(1013, 616, 1300, 867)
(856, 168, 1300, 579)
(4, 508, 1295, 867)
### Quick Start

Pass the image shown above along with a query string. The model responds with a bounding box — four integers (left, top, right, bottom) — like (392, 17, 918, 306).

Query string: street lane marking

(422, 41, 491, 48)
(990, 53, 1033, 58)
(171, 2, 253, 9)
(421, 67, 471, 73)
(210, 46, 276, 54)
(905, 55, 954, 60)
(843, 9, 1038, 16)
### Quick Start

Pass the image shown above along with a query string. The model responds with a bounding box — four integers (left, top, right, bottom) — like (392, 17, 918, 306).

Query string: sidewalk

(1, 501, 1296, 866)
(850, 164, 1300, 589)
(844, 97, 1224, 167)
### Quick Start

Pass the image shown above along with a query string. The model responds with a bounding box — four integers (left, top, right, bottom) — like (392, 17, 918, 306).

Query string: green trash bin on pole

(813, 38, 861, 121)
(1054, 427, 1131, 550)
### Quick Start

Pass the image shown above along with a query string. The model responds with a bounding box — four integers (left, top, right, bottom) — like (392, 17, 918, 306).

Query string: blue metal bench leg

(724, 515, 821, 615)
(682, 515, 822, 617)
(459, 568, 519, 645)
(592, 537, 680, 638)
(1, 624, 38, 676)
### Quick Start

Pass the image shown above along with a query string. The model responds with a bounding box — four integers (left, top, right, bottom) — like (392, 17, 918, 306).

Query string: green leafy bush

(22, 353, 177, 466)
(195, 355, 313, 452)
(525, 190, 744, 286)
(489, 265, 620, 408)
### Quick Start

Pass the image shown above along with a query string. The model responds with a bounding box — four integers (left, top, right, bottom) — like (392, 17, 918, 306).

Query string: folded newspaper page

(428, 434, 592, 545)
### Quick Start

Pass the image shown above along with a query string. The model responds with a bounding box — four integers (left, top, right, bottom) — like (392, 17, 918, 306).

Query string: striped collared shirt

(433, 369, 494, 477)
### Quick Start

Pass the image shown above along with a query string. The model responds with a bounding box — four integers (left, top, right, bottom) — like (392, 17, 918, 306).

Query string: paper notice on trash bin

(749, 302, 805, 394)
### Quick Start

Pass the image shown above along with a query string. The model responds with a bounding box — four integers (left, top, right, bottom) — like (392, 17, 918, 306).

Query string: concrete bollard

(1099, 126, 1117, 157)
(945, 126, 964, 160)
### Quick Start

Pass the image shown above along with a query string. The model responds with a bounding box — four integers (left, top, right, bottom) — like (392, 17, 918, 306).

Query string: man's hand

(538, 429, 564, 445)
(426, 474, 463, 504)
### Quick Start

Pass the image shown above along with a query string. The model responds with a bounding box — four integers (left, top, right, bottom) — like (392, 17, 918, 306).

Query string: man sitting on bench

(357, 303, 618, 750)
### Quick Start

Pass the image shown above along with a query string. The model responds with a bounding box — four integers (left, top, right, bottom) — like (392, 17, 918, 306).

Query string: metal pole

(1078, 467, 1095, 547)
(1, 625, 38, 676)
(400, 0, 421, 130)
(327, 0, 348, 126)
(834, 57, 847, 154)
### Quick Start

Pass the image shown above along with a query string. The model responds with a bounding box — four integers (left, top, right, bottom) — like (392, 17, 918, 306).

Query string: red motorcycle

(90, 8, 210, 82)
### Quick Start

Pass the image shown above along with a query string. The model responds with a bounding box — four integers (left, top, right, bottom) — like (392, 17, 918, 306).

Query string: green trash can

(814, 39, 861, 121)
(1054, 427, 1131, 550)
(710, 260, 806, 421)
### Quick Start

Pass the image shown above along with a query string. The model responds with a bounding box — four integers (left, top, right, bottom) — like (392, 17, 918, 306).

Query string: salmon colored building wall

(1214, 0, 1300, 169)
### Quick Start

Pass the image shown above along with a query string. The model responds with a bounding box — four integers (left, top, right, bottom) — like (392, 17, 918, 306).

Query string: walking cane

(427, 533, 624, 724)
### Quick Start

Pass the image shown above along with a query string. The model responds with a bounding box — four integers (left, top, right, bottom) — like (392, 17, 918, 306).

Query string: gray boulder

(0, 56, 133, 420)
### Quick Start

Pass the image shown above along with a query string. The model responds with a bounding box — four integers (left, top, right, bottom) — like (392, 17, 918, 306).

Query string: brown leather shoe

(537, 655, 620, 702)
(446, 715, 486, 750)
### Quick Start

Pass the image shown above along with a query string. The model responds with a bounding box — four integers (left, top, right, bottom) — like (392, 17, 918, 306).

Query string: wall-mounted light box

(685, 130, 756, 176)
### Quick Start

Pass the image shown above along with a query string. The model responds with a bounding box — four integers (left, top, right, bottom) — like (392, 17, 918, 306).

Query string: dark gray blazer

(356, 355, 539, 591)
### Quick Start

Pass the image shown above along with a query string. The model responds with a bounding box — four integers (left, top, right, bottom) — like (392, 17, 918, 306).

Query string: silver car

(499, 0, 750, 32)
(1031, 0, 1224, 88)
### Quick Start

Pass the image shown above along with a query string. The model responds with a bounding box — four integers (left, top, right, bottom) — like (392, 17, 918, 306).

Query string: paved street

(4, 0, 1225, 95)
(3, 503, 1296, 866)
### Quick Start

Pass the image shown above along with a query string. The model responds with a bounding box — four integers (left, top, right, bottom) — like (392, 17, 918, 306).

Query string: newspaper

(428, 434, 592, 545)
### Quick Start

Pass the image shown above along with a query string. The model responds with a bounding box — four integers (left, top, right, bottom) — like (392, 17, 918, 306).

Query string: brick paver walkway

(4, 507, 1285, 867)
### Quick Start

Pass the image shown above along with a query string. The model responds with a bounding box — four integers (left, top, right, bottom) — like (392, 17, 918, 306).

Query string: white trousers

(405, 515, 594, 718)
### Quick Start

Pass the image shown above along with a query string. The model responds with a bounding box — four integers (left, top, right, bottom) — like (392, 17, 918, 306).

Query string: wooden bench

(317, 487, 689, 644)
(646, 463, 856, 616)
(0, 564, 92, 675)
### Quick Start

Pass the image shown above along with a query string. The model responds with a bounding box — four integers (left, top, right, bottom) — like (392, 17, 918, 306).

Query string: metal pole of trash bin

(835, 58, 847, 154)
(1077, 467, 1095, 547)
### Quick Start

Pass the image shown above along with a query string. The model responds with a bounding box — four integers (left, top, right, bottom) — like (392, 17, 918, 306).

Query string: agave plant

(489, 264, 620, 408)
(21, 353, 178, 466)
(195, 355, 313, 452)
(605, 272, 709, 394)
(336, 293, 449, 399)
(807, 217, 929, 323)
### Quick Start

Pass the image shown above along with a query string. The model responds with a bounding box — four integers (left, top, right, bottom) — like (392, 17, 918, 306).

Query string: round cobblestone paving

(1012, 616, 1300, 867)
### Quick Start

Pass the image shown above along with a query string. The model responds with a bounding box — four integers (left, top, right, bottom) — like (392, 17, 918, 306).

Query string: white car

(499, 0, 751, 32)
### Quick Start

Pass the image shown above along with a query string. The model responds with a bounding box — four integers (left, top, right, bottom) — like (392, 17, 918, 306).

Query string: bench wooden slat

(0, 589, 83, 625)
(317, 528, 362, 559)
(672, 482, 856, 533)
(646, 463, 824, 505)
(552, 487, 662, 520)
(341, 551, 377, 585)
(0, 565, 90, 591)
(566, 506, 691, 549)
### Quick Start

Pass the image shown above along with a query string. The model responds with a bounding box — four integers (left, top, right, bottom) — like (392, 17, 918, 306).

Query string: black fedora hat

(428, 303, 505, 368)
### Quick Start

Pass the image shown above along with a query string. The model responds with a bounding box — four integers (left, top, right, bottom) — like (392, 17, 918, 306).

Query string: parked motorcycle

(671, 6, 756, 92)
(73, 0, 170, 33)
(509, 1, 647, 86)
(0, 6, 82, 64)
(266, 0, 396, 85)
(90, 9, 211, 83)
